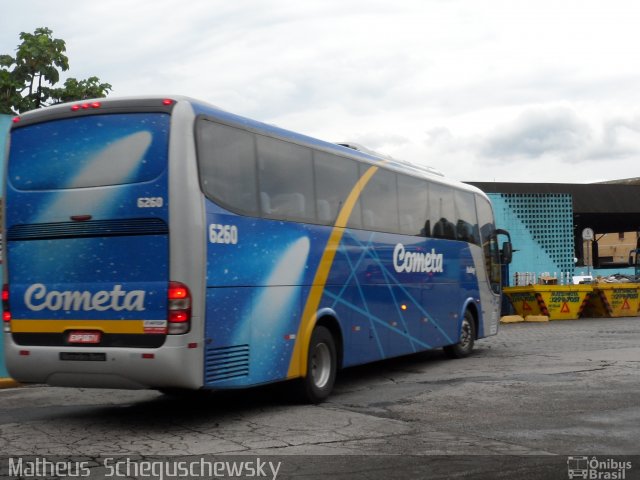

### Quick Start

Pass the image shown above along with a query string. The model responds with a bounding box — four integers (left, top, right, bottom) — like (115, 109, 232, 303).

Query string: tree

(0, 27, 112, 114)
(50, 77, 112, 104)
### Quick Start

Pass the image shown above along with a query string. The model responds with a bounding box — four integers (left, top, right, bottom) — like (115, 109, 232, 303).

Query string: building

(469, 182, 640, 284)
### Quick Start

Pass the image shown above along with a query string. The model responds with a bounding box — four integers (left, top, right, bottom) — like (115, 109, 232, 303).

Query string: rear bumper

(4, 336, 203, 390)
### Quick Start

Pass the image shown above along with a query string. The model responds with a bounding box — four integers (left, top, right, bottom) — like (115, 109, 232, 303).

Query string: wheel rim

(310, 342, 331, 389)
(459, 318, 472, 350)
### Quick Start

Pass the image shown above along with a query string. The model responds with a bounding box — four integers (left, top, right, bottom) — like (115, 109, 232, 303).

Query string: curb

(500, 315, 524, 324)
(525, 315, 550, 322)
(0, 378, 20, 389)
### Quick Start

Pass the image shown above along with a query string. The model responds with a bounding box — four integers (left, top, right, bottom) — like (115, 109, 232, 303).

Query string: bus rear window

(9, 113, 170, 190)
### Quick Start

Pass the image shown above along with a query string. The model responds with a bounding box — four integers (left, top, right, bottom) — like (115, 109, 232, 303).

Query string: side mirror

(495, 229, 513, 265)
(501, 241, 513, 265)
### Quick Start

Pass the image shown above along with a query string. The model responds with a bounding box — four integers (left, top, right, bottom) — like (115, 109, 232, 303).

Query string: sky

(3, 0, 640, 184)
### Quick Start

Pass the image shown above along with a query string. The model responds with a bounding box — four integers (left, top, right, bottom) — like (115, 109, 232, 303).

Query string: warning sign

(621, 299, 630, 310)
(522, 300, 532, 311)
(560, 302, 570, 313)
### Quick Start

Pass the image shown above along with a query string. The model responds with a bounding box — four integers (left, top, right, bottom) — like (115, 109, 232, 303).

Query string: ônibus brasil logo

(393, 243, 444, 274)
(24, 283, 146, 312)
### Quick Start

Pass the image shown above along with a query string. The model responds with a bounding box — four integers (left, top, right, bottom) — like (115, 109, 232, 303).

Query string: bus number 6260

(209, 224, 238, 245)
(137, 197, 164, 208)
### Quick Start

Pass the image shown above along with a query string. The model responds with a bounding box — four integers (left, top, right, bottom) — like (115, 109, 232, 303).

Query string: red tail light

(2, 284, 11, 326)
(71, 102, 102, 111)
(168, 281, 191, 334)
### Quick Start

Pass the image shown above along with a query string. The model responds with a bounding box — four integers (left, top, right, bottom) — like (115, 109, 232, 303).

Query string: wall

(489, 192, 575, 286)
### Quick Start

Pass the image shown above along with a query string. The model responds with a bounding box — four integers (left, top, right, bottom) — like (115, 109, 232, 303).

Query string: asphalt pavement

(0, 317, 638, 479)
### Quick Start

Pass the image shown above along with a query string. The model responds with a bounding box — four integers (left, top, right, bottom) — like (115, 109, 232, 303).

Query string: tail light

(2, 284, 11, 330)
(168, 281, 191, 334)
(70, 102, 102, 111)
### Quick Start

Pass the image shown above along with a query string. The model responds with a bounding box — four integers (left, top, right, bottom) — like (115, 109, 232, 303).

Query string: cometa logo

(393, 243, 444, 274)
(24, 283, 146, 312)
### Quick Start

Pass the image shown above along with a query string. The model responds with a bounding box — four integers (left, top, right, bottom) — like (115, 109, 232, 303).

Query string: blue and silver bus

(3, 96, 511, 402)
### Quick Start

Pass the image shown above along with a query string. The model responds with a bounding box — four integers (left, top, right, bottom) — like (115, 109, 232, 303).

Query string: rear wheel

(299, 326, 337, 403)
(443, 310, 476, 359)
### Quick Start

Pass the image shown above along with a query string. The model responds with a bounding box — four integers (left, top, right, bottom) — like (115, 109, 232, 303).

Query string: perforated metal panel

(489, 193, 575, 284)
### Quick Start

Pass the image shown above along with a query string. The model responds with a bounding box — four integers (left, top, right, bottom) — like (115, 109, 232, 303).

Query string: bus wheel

(443, 310, 476, 359)
(300, 325, 337, 403)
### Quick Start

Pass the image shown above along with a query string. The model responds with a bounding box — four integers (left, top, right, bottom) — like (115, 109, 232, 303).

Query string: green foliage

(50, 77, 113, 104)
(0, 27, 112, 114)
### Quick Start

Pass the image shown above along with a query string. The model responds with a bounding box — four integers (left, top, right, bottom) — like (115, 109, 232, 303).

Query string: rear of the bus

(3, 97, 204, 389)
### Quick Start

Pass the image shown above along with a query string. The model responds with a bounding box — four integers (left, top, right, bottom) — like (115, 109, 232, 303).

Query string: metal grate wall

(488, 192, 575, 285)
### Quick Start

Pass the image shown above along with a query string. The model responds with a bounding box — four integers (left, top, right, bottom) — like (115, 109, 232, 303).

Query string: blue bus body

(3, 97, 506, 398)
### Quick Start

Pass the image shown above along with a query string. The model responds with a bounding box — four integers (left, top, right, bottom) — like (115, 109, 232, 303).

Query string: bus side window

(358, 165, 399, 233)
(429, 182, 456, 240)
(314, 152, 361, 228)
(195, 120, 259, 216)
(260, 192, 272, 214)
(272, 192, 306, 218)
(454, 190, 480, 245)
(363, 209, 377, 229)
(433, 217, 456, 239)
(316, 199, 332, 224)
(400, 214, 416, 234)
(421, 220, 431, 237)
(397, 175, 428, 236)
(256, 136, 315, 223)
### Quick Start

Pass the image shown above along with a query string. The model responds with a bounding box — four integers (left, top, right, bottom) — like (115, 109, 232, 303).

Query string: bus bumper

(4, 337, 203, 390)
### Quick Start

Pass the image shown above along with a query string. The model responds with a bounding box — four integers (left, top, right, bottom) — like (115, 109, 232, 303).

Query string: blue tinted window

(197, 120, 259, 216)
(429, 182, 456, 239)
(9, 113, 170, 190)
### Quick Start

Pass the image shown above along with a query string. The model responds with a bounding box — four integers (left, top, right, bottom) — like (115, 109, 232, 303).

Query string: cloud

(478, 107, 640, 167)
(594, 116, 640, 160)
(481, 107, 593, 160)
(4, 0, 640, 184)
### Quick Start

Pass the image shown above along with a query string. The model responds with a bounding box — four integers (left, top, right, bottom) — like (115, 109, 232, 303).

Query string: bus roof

(11, 94, 488, 200)
(185, 97, 486, 199)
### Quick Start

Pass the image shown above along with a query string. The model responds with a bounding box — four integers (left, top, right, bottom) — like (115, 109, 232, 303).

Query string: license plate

(60, 352, 106, 361)
(67, 331, 102, 344)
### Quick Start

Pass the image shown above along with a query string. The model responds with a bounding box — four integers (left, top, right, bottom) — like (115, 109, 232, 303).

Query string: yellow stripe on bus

(287, 165, 379, 379)
(10, 319, 147, 334)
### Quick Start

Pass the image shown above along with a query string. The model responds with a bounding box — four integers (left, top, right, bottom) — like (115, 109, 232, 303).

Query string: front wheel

(299, 326, 337, 403)
(443, 310, 476, 359)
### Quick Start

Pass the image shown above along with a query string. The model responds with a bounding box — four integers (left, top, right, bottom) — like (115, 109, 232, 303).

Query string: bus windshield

(8, 113, 170, 190)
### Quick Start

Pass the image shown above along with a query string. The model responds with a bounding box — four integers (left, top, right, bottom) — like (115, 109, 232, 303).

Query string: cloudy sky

(3, 0, 640, 183)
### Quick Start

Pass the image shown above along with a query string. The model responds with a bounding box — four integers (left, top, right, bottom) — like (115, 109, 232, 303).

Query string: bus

(2, 96, 512, 402)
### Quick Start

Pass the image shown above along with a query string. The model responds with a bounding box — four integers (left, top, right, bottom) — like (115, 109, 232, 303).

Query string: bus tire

(443, 310, 476, 359)
(299, 325, 337, 404)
